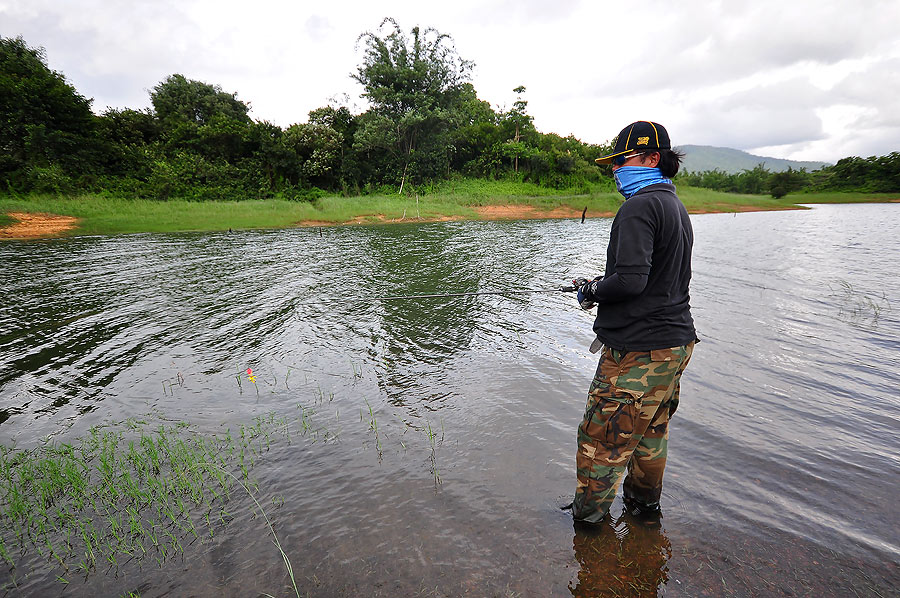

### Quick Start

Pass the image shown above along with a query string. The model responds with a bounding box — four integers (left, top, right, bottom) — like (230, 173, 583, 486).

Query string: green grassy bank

(1, 179, 897, 238)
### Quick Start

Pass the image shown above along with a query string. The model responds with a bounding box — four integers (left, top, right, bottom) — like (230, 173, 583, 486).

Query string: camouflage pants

(573, 342, 694, 523)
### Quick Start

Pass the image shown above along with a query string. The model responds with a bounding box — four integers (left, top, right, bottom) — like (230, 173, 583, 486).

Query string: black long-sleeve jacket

(583, 182, 696, 351)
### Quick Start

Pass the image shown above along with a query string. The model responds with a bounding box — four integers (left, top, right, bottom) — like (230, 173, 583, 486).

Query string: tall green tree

(308, 105, 359, 190)
(150, 74, 252, 162)
(445, 82, 499, 175)
(95, 107, 158, 181)
(352, 18, 474, 191)
(506, 85, 533, 173)
(0, 36, 99, 191)
(150, 74, 250, 126)
(244, 120, 294, 194)
(282, 123, 343, 189)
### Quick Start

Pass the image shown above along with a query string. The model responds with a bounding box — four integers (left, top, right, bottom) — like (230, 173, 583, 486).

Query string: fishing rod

(373, 286, 577, 300)
(294, 283, 585, 306)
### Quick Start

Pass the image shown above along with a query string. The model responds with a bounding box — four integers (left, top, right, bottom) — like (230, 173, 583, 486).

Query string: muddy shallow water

(1, 203, 898, 597)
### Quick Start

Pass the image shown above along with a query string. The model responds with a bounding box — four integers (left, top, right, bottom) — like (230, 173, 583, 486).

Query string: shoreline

(0, 203, 783, 240)
(1, 195, 896, 240)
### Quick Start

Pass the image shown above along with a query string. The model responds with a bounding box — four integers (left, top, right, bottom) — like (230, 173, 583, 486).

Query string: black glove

(573, 277, 599, 310)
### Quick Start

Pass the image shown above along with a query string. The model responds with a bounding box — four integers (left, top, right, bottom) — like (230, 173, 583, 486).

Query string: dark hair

(634, 149, 684, 177)
(656, 148, 684, 178)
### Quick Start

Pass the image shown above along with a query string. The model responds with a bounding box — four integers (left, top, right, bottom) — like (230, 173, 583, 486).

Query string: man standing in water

(569, 121, 697, 524)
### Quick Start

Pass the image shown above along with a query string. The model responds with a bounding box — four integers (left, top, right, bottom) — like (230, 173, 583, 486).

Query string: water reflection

(570, 511, 671, 598)
(363, 224, 486, 407)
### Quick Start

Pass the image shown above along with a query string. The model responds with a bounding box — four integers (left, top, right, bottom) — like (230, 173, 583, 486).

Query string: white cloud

(305, 15, 334, 43)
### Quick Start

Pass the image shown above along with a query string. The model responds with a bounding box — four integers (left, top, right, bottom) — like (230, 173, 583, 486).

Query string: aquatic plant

(830, 279, 891, 325)
(425, 419, 444, 486)
(362, 397, 382, 455)
(2, 354, 456, 593)
(0, 412, 303, 593)
(208, 465, 300, 598)
(350, 360, 363, 380)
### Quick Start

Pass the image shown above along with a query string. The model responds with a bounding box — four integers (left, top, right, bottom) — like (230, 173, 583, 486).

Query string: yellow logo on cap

(637, 137, 650, 145)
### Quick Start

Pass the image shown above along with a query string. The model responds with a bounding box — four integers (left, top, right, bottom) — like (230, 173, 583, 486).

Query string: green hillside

(679, 145, 831, 174)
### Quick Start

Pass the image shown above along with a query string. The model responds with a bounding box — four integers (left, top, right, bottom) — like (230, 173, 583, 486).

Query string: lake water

(1, 203, 898, 597)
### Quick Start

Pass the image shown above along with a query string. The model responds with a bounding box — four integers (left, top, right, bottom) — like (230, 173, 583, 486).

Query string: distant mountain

(677, 145, 831, 174)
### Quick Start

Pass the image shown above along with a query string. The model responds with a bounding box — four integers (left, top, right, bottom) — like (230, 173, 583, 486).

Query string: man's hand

(573, 277, 597, 310)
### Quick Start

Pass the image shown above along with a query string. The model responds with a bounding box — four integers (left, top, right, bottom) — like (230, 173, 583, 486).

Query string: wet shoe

(572, 517, 606, 532)
(623, 498, 661, 519)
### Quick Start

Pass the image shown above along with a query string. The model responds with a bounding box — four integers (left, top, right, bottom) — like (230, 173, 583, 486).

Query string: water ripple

(1, 205, 898, 594)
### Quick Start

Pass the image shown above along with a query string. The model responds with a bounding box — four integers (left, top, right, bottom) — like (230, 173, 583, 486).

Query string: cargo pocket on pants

(581, 382, 641, 447)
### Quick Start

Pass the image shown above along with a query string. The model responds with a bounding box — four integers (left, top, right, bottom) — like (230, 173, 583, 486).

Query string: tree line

(2, 21, 896, 202)
(0, 23, 609, 201)
(677, 156, 900, 198)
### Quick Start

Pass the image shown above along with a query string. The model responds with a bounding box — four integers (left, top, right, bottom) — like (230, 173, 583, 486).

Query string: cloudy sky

(2, 0, 898, 163)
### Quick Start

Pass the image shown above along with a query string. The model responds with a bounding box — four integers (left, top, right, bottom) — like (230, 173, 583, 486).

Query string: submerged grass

(829, 279, 892, 325)
(425, 420, 444, 486)
(0, 413, 302, 592)
(1, 367, 447, 594)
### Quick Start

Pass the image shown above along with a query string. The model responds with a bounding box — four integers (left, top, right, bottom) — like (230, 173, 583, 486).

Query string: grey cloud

(592, 1, 899, 95)
(846, 126, 900, 158)
(854, 111, 900, 131)
(1, 0, 208, 110)
(679, 79, 827, 149)
(578, 1, 899, 160)
(815, 123, 900, 160)
(832, 57, 900, 128)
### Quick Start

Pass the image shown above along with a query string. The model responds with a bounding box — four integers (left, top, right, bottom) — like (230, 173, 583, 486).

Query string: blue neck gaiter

(614, 166, 670, 198)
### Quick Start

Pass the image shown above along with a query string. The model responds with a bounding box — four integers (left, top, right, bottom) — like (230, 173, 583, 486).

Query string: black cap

(595, 121, 671, 165)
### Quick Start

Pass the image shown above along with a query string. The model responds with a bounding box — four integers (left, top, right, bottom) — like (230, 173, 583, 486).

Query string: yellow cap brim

(594, 149, 634, 165)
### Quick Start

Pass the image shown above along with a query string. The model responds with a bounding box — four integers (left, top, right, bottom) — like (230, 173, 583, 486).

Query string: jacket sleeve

(584, 272, 648, 303)
(586, 198, 654, 302)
